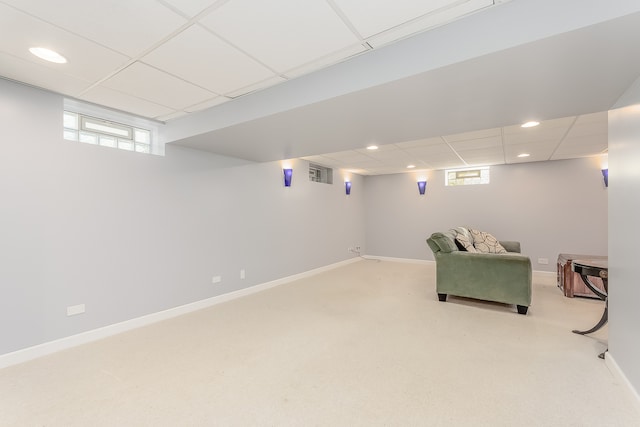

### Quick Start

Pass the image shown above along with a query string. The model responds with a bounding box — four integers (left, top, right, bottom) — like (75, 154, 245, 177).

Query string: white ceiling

(303, 112, 608, 175)
(0, 0, 498, 121)
(1, 0, 638, 175)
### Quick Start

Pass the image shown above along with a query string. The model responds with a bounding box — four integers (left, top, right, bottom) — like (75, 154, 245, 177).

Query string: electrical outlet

(538, 258, 549, 265)
(240, 269, 245, 280)
(212, 275, 222, 284)
(67, 304, 85, 316)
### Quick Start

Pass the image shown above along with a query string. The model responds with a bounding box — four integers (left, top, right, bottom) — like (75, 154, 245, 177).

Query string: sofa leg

(438, 293, 447, 302)
(517, 305, 528, 315)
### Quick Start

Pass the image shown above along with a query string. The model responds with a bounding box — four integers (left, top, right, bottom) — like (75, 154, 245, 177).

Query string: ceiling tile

(405, 150, 462, 165)
(551, 135, 607, 160)
(184, 96, 231, 113)
(162, 0, 220, 18)
(142, 25, 275, 94)
(225, 75, 287, 98)
(2, 0, 187, 57)
(302, 155, 335, 165)
(402, 143, 457, 156)
(573, 111, 608, 125)
(156, 111, 190, 122)
(504, 141, 557, 159)
(443, 127, 501, 142)
(346, 159, 386, 168)
(101, 62, 217, 110)
(333, 0, 477, 39)
(395, 137, 445, 148)
(365, 0, 493, 47)
(283, 44, 368, 79)
(0, 3, 129, 83)
(199, 0, 360, 72)
(427, 159, 467, 170)
(564, 113, 608, 138)
(80, 86, 173, 119)
(354, 144, 403, 154)
(457, 147, 505, 165)
(503, 116, 576, 135)
(323, 151, 372, 162)
(503, 117, 576, 146)
(0, 52, 91, 96)
(364, 150, 413, 162)
(448, 136, 502, 151)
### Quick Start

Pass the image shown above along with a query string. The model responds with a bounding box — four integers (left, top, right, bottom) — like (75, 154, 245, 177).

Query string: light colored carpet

(1, 260, 638, 426)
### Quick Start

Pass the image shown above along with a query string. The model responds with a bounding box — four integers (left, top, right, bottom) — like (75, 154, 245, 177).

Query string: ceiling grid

(1, 0, 635, 174)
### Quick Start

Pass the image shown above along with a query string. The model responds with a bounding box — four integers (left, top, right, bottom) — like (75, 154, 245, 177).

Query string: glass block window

(63, 111, 153, 155)
(446, 167, 490, 186)
(309, 163, 333, 184)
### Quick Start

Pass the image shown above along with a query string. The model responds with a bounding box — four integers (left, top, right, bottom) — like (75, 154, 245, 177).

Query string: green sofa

(426, 229, 532, 315)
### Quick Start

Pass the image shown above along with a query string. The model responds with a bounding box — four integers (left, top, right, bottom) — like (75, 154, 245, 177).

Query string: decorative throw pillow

(454, 227, 477, 253)
(454, 227, 474, 245)
(469, 229, 507, 254)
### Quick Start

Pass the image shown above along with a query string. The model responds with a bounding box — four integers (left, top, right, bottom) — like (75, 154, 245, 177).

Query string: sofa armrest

(500, 240, 521, 253)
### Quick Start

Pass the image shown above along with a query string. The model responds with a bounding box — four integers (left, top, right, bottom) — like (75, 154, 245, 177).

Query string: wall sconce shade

(417, 180, 427, 195)
(345, 181, 352, 195)
(602, 169, 608, 187)
(283, 168, 293, 187)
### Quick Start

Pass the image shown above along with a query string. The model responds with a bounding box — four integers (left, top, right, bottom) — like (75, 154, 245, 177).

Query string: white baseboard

(0, 258, 360, 370)
(605, 353, 640, 411)
(362, 255, 435, 265)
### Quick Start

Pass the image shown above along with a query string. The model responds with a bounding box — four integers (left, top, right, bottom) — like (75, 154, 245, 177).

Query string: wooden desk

(557, 253, 607, 298)
(571, 259, 608, 359)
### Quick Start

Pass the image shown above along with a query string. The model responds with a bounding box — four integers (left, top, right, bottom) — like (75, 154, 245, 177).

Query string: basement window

(309, 163, 333, 184)
(446, 167, 490, 186)
(63, 111, 153, 154)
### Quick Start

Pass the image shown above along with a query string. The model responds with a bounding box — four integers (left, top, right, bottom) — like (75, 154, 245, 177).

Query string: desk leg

(579, 274, 607, 300)
(572, 298, 608, 335)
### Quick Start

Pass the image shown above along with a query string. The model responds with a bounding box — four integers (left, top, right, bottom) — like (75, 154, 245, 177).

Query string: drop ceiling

(303, 112, 608, 175)
(0, 0, 499, 121)
(1, 0, 639, 175)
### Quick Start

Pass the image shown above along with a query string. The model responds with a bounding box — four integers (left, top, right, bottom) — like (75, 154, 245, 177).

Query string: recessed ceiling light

(29, 47, 67, 64)
(517, 153, 530, 158)
(366, 145, 379, 150)
(521, 121, 540, 128)
(406, 164, 416, 169)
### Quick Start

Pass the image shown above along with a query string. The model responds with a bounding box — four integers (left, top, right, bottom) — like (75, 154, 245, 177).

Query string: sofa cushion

(453, 227, 477, 252)
(454, 227, 474, 245)
(429, 232, 458, 253)
(469, 229, 507, 254)
(455, 232, 477, 253)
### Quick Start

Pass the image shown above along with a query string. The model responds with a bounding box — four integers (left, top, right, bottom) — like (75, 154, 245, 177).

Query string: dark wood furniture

(557, 253, 607, 298)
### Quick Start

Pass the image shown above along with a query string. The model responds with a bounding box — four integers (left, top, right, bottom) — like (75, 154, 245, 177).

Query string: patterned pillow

(469, 229, 507, 254)
(454, 227, 474, 245)
(456, 227, 478, 253)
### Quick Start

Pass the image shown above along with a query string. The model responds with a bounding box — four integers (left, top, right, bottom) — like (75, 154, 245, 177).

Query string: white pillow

(469, 229, 507, 254)
(455, 233, 477, 253)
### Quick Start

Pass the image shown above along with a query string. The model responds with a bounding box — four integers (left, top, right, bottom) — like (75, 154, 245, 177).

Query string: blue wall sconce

(417, 180, 427, 195)
(602, 169, 608, 187)
(283, 168, 293, 187)
(345, 181, 352, 195)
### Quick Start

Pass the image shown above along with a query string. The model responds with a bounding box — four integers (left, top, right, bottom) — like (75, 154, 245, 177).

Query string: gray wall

(609, 76, 640, 395)
(0, 79, 365, 355)
(363, 159, 608, 271)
